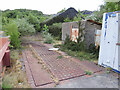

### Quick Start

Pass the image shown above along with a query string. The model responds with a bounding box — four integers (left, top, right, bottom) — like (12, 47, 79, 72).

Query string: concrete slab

(56, 72, 118, 88)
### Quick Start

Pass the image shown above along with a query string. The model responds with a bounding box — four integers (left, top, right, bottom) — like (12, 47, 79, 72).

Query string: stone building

(62, 20, 102, 49)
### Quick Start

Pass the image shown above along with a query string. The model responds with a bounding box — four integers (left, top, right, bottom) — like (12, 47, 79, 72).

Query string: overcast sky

(1, 0, 104, 14)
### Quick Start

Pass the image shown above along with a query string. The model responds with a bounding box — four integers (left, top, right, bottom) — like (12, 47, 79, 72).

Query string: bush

(48, 23, 62, 40)
(13, 18, 36, 35)
(62, 35, 99, 59)
(42, 24, 54, 44)
(3, 22, 21, 49)
(2, 77, 13, 88)
(42, 24, 49, 37)
(89, 44, 100, 58)
(44, 33, 54, 44)
(63, 35, 85, 51)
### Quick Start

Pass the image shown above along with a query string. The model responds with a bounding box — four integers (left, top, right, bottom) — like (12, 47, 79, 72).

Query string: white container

(98, 11, 120, 72)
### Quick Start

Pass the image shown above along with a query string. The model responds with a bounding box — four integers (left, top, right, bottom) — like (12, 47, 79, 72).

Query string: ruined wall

(84, 21, 102, 49)
(62, 20, 102, 49)
(62, 21, 78, 41)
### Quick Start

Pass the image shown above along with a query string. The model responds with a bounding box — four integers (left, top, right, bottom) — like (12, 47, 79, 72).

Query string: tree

(105, 2, 120, 12)
(3, 23, 21, 49)
(57, 8, 66, 14)
(13, 18, 36, 36)
(86, 1, 120, 23)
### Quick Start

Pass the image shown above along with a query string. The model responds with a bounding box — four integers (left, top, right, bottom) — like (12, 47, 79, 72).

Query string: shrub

(89, 44, 100, 58)
(13, 18, 36, 36)
(63, 35, 85, 51)
(85, 70, 92, 75)
(28, 14, 39, 25)
(43, 24, 49, 32)
(48, 23, 62, 38)
(44, 23, 62, 40)
(2, 77, 13, 88)
(44, 33, 54, 44)
(42, 24, 49, 37)
(62, 35, 99, 59)
(3, 23, 21, 49)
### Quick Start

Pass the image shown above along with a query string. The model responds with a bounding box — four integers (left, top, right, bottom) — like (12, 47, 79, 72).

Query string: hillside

(2, 9, 43, 18)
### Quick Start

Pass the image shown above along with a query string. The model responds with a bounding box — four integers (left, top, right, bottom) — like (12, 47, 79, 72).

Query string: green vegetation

(1, 2, 119, 88)
(57, 56, 63, 59)
(85, 71, 92, 75)
(57, 8, 66, 14)
(60, 47, 97, 61)
(55, 35, 98, 61)
(63, 35, 85, 51)
(64, 10, 85, 22)
(87, 2, 120, 22)
(48, 23, 62, 40)
(42, 24, 54, 44)
(2, 77, 13, 88)
(13, 18, 36, 35)
(2, 9, 49, 49)
(2, 50, 30, 88)
(0, 11, 2, 30)
(44, 33, 54, 44)
(3, 22, 21, 49)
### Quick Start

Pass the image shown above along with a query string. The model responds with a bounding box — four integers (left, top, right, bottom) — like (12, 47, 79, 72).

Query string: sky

(0, 0, 104, 14)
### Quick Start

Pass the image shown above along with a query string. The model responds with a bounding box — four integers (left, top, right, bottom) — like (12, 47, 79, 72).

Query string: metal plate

(24, 50, 53, 86)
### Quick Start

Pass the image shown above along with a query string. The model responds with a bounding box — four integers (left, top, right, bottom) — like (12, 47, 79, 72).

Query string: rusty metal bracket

(116, 43, 120, 45)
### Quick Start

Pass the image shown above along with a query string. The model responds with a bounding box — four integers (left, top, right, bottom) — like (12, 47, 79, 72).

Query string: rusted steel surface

(0, 37, 10, 73)
(3, 50, 10, 66)
(0, 38, 9, 50)
(32, 44, 59, 56)
(116, 43, 120, 45)
(24, 42, 102, 87)
(0, 41, 10, 62)
(24, 50, 53, 86)
(31, 43, 86, 81)
(70, 58, 103, 73)
(78, 60, 102, 73)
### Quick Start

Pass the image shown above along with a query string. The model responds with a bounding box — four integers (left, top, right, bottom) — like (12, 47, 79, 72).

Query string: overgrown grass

(85, 70, 93, 75)
(44, 33, 54, 44)
(54, 35, 99, 62)
(54, 44, 97, 61)
(57, 56, 63, 59)
(61, 48, 97, 61)
(2, 50, 30, 88)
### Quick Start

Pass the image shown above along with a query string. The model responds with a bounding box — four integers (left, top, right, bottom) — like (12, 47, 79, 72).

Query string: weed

(85, 70, 92, 75)
(2, 74, 13, 88)
(53, 44, 62, 48)
(2, 50, 30, 88)
(57, 56, 63, 59)
(60, 46, 97, 61)
(105, 67, 112, 74)
(17, 72, 24, 83)
(44, 33, 54, 44)
(61, 35, 99, 61)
